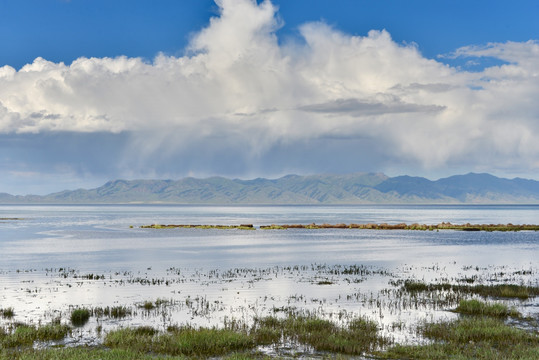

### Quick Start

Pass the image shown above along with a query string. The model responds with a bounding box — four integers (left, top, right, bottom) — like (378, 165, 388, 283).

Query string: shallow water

(0, 204, 538, 349)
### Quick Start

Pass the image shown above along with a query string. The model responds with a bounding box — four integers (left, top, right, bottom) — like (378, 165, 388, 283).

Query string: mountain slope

(1, 172, 538, 204)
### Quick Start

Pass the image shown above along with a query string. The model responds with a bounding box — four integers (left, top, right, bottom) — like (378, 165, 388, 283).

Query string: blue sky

(2, 1, 538, 69)
(1, 0, 539, 194)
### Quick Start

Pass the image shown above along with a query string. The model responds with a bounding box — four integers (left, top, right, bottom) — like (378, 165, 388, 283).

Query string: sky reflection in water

(0, 205, 538, 347)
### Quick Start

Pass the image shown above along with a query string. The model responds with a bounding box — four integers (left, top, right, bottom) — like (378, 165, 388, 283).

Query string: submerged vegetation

(141, 222, 539, 231)
(1, 263, 538, 359)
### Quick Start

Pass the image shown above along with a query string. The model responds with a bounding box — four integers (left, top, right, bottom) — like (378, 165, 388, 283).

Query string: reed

(454, 299, 520, 317)
(70, 308, 90, 326)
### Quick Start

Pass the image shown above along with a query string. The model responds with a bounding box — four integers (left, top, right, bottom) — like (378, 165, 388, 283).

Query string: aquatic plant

(454, 299, 520, 318)
(105, 326, 255, 357)
(70, 308, 90, 326)
(92, 305, 132, 318)
(139, 301, 155, 310)
(0, 307, 14, 319)
(380, 316, 539, 359)
(0, 322, 70, 349)
(398, 280, 539, 300)
(250, 314, 390, 355)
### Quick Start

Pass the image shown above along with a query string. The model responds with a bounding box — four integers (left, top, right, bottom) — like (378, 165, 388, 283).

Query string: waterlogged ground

(1, 262, 538, 354)
(1, 205, 539, 357)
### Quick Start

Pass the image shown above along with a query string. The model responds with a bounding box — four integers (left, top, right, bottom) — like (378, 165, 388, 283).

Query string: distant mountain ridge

(2, 172, 539, 204)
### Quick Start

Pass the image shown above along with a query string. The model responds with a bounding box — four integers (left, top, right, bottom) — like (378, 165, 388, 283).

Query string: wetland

(1, 204, 538, 358)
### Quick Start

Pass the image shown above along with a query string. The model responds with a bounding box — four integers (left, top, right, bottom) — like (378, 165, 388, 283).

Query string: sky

(1, 0, 539, 195)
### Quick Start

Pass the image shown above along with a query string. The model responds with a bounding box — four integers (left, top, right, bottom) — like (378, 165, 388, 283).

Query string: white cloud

(1, 0, 539, 178)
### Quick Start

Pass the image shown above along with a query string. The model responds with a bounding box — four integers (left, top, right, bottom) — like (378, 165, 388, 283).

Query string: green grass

(400, 280, 539, 299)
(380, 316, 539, 360)
(0, 308, 14, 319)
(103, 315, 389, 357)
(1, 313, 538, 359)
(469, 284, 539, 299)
(454, 299, 521, 317)
(0, 348, 276, 359)
(104, 326, 255, 357)
(252, 314, 390, 355)
(92, 305, 132, 318)
(0, 348, 192, 360)
(70, 308, 90, 326)
(139, 300, 155, 310)
(0, 323, 71, 349)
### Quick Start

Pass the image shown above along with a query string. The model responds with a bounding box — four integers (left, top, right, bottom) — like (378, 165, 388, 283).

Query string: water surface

(1, 204, 538, 347)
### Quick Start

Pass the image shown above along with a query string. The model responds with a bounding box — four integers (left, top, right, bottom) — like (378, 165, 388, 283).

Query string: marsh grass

(252, 314, 390, 355)
(400, 280, 539, 299)
(0, 348, 192, 360)
(105, 326, 255, 357)
(2, 264, 538, 358)
(70, 308, 90, 326)
(380, 316, 539, 359)
(0, 322, 71, 349)
(102, 314, 390, 357)
(92, 305, 132, 318)
(0, 308, 14, 319)
(455, 299, 521, 317)
(140, 301, 155, 310)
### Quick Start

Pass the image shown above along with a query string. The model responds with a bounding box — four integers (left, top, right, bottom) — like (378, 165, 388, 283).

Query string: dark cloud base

(1, 131, 408, 194)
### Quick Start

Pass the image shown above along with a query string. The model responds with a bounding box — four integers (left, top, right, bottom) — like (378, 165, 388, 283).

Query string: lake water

(1, 204, 538, 348)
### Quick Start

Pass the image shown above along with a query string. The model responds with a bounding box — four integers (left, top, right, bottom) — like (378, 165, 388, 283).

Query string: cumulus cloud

(1, 0, 539, 183)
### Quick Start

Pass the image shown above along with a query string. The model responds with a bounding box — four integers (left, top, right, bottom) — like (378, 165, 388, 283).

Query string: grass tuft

(251, 314, 389, 355)
(105, 326, 254, 357)
(400, 280, 539, 300)
(0, 308, 14, 319)
(381, 316, 539, 359)
(0, 322, 70, 349)
(455, 299, 520, 317)
(70, 308, 90, 326)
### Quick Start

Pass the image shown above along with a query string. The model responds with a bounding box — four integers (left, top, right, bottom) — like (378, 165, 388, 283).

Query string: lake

(1, 204, 538, 348)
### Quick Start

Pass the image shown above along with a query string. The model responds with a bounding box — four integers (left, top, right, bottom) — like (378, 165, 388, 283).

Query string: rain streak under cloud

(1, 0, 539, 194)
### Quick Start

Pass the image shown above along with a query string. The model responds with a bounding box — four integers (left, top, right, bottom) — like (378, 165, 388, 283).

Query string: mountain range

(1, 172, 539, 204)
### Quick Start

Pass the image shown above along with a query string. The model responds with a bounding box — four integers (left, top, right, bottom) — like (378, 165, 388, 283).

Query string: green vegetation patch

(92, 305, 132, 318)
(0, 323, 71, 349)
(0, 308, 14, 319)
(400, 280, 539, 299)
(0, 348, 191, 360)
(381, 316, 539, 360)
(105, 326, 255, 357)
(455, 299, 521, 317)
(103, 315, 389, 357)
(253, 314, 390, 355)
(70, 308, 90, 326)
